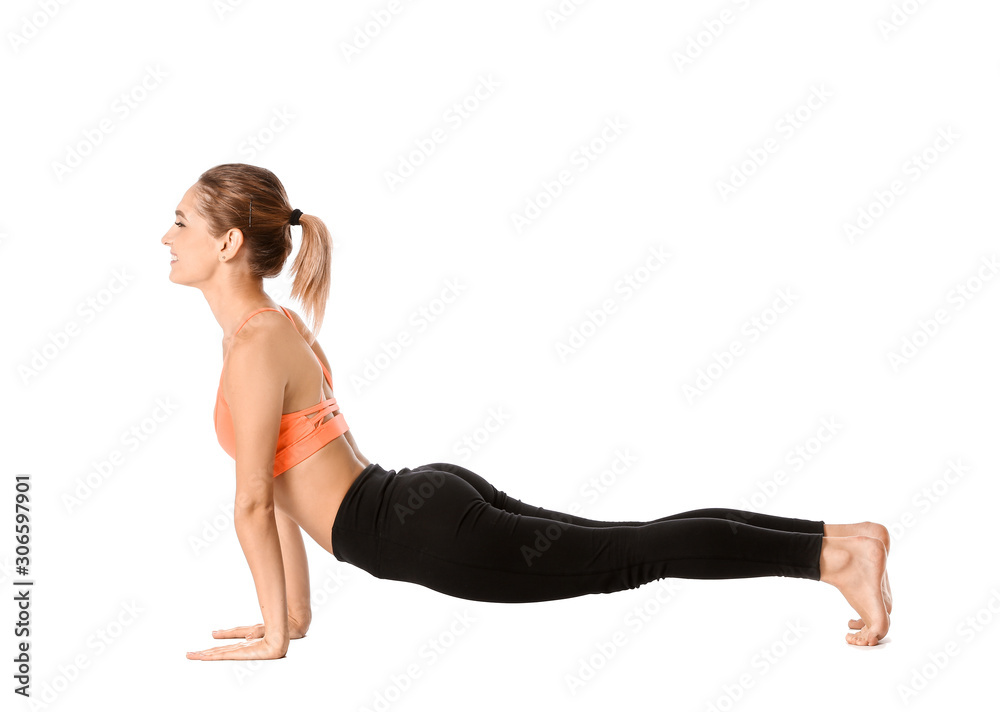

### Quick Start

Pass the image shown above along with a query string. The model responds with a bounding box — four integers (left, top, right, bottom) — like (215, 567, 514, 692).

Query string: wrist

(289, 610, 311, 636)
(266, 617, 289, 640)
(264, 630, 290, 651)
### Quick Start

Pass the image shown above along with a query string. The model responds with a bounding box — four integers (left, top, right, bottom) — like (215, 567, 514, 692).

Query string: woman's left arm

(188, 327, 289, 661)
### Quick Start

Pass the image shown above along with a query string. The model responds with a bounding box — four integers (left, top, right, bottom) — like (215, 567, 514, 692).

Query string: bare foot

(824, 522, 893, 628)
(849, 570, 891, 630)
(819, 536, 890, 646)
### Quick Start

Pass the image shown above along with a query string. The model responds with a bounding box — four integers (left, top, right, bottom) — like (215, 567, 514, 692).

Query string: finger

(212, 627, 244, 638)
(213, 625, 262, 639)
(187, 639, 283, 661)
(187, 641, 254, 660)
(213, 627, 247, 638)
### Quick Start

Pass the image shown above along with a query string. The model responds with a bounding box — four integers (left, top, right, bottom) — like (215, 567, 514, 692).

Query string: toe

(846, 625, 873, 646)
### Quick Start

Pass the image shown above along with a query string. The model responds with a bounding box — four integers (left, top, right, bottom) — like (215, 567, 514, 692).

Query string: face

(161, 185, 243, 286)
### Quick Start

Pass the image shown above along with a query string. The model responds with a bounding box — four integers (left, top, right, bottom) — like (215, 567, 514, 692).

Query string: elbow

(234, 492, 275, 522)
(234, 475, 274, 514)
(233, 503, 275, 536)
(234, 500, 273, 515)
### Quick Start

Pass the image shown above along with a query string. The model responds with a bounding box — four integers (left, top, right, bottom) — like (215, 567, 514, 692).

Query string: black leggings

(331, 462, 825, 604)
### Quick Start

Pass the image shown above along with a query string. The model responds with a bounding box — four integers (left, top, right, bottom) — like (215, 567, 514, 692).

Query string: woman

(167, 164, 891, 660)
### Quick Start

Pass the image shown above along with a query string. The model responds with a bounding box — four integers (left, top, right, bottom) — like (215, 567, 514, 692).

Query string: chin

(167, 265, 187, 285)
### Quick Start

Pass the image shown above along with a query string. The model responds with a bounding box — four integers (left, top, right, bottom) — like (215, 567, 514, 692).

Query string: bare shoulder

(281, 306, 336, 376)
(221, 313, 290, 405)
(230, 309, 293, 346)
(281, 306, 316, 346)
(223, 310, 290, 371)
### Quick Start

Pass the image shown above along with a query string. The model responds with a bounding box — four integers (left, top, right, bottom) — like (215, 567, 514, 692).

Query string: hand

(211, 613, 309, 641)
(186, 633, 287, 661)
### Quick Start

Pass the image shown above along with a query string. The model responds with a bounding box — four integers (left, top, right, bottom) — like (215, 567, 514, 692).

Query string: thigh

(379, 467, 627, 601)
(418, 461, 647, 527)
(411, 463, 823, 534)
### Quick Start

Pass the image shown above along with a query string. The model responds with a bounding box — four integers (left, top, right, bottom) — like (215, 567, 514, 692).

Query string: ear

(221, 227, 245, 260)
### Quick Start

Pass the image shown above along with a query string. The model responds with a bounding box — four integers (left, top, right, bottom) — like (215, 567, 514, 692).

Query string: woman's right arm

(212, 506, 311, 641)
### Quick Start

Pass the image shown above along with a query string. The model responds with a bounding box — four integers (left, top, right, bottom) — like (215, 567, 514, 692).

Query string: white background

(3, 0, 999, 710)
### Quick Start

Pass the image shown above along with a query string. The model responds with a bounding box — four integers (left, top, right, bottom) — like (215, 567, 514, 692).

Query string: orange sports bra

(213, 306, 349, 477)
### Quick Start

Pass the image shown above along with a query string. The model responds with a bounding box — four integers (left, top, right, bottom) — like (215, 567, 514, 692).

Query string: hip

(330, 461, 487, 569)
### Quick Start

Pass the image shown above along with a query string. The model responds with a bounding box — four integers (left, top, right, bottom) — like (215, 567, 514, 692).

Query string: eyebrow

(175, 210, 186, 218)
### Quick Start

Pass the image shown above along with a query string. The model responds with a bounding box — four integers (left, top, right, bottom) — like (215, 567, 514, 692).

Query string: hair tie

(289, 209, 303, 226)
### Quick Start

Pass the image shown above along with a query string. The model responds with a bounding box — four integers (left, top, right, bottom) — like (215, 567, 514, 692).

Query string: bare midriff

(272, 434, 366, 556)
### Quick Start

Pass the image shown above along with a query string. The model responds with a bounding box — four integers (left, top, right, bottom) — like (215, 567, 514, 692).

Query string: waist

(331, 462, 401, 563)
(330, 462, 448, 564)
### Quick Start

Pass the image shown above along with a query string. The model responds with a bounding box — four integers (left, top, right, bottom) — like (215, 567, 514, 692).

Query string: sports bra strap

(232, 306, 331, 386)
(234, 307, 283, 337)
(279, 306, 298, 332)
(278, 306, 331, 385)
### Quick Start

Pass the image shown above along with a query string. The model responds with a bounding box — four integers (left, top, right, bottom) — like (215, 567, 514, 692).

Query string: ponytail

(194, 163, 334, 335)
(289, 213, 332, 336)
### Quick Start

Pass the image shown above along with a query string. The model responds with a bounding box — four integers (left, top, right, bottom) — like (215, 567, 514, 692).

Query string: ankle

(823, 523, 864, 538)
(819, 537, 853, 584)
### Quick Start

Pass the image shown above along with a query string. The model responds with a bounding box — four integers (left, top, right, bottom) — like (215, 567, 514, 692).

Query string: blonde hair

(194, 163, 332, 334)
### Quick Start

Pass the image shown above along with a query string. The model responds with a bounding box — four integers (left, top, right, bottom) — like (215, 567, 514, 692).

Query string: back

(213, 306, 349, 475)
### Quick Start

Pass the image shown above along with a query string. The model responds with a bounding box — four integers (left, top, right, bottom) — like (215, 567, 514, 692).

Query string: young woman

(167, 164, 891, 661)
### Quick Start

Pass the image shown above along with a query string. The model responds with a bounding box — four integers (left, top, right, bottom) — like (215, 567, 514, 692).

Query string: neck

(201, 275, 278, 342)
